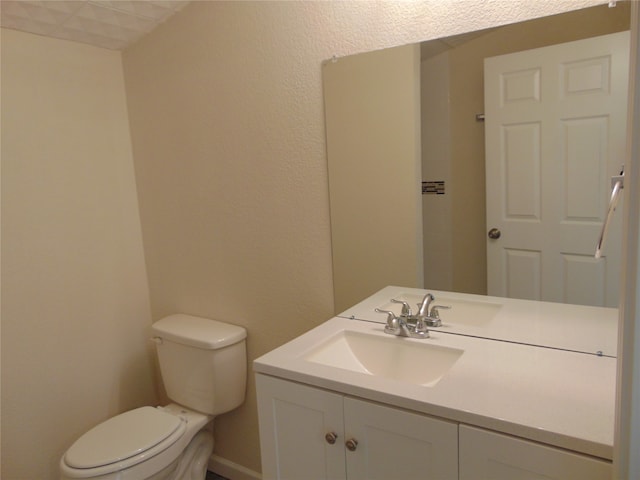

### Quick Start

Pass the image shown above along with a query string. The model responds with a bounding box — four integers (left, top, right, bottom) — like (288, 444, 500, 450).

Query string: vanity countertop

(254, 315, 616, 460)
(338, 286, 619, 357)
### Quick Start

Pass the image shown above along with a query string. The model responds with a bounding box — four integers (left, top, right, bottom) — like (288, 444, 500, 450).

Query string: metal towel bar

(595, 172, 624, 258)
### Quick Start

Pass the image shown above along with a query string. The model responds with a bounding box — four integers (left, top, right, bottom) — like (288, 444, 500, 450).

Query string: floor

(206, 471, 229, 480)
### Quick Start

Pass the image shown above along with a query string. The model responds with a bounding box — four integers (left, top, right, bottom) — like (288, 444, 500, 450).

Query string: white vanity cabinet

(256, 374, 612, 480)
(459, 425, 611, 480)
(254, 313, 616, 479)
(256, 374, 459, 480)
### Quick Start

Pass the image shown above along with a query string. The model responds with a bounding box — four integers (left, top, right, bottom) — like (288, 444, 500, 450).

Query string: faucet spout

(417, 293, 434, 316)
(415, 293, 450, 328)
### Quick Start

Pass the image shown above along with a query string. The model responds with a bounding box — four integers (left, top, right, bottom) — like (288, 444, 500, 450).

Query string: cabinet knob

(325, 432, 338, 445)
(345, 438, 358, 451)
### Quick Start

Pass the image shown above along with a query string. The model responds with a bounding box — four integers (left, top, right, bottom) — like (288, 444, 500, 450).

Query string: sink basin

(303, 330, 463, 386)
(379, 294, 502, 327)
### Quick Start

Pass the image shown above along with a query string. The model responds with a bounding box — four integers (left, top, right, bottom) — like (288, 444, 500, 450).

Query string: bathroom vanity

(254, 287, 618, 480)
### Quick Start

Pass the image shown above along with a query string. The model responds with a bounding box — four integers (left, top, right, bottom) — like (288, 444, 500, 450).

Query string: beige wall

(1, 0, 609, 478)
(324, 44, 423, 313)
(422, 51, 453, 291)
(121, 0, 606, 474)
(1, 29, 156, 479)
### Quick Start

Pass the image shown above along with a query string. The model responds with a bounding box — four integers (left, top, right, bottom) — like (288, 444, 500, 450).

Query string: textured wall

(1, 29, 156, 479)
(122, 0, 604, 474)
(324, 43, 423, 312)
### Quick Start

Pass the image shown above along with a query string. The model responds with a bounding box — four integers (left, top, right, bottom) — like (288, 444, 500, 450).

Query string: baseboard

(208, 454, 262, 480)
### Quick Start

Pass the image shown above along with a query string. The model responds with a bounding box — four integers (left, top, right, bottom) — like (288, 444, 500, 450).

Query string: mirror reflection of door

(484, 31, 629, 307)
(324, 3, 631, 313)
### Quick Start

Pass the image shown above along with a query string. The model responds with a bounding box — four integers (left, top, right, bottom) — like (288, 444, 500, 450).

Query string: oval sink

(303, 330, 463, 386)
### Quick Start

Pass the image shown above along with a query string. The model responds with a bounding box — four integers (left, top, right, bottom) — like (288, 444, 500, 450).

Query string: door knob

(488, 228, 501, 239)
(325, 432, 338, 445)
(345, 438, 358, 451)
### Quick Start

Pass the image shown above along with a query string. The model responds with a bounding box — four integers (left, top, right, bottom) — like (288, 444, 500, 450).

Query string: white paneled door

(484, 31, 629, 307)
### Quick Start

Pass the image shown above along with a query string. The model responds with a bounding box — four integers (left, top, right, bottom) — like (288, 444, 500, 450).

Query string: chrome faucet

(375, 293, 451, 338)
(417, 293, 434, 317)
(375, 305, 429, 339)
(416, 293, 450, 327)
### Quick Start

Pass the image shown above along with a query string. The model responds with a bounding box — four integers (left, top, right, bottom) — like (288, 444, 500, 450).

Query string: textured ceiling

(0, 0, 189, 50)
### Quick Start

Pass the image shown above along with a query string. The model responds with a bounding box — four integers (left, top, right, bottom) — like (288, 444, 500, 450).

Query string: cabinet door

(256, 375, 347, 480)
(344, 397, 458, 480)
(459, 425, 612, 480)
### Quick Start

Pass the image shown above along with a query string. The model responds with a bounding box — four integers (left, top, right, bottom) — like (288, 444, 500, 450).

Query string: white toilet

(60, 314, 247, 480)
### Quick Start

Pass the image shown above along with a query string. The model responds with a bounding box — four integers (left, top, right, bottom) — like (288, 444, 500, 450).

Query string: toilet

(60, 314, 247, 480)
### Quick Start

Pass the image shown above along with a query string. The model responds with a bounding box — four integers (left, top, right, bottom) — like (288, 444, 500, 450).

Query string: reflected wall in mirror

(324, 3, 631, 313)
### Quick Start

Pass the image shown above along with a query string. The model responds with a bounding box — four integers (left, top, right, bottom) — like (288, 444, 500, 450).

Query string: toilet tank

(151, 314, 247, 416)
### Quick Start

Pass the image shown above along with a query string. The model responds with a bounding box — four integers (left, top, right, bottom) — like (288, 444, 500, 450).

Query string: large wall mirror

(324, 3, 631, 313)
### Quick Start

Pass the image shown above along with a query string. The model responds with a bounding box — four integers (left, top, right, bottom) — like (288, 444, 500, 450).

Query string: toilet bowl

(60, 315, 247, 480)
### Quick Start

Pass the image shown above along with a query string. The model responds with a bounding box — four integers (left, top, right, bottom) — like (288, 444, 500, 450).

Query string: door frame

(615, 1, 640, 478)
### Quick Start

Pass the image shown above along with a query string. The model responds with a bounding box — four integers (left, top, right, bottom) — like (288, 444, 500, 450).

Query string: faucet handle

(429, 305, 451, 319)
(390, 299, 412, 316)
(422, 305, 451, 327)
(375, 308, 397, 323)
(375, 308, 401, 333)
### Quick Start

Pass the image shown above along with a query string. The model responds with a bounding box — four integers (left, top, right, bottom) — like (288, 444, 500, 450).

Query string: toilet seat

(63, 406, 186, 475)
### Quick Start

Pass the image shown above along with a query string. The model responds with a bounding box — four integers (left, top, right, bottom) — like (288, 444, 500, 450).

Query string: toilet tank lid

(151, 314, 246, 350)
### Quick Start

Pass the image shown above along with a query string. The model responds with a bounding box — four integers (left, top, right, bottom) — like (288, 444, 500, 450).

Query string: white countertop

(338, 286, 619, 357)
(254, 316, 616, 460)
